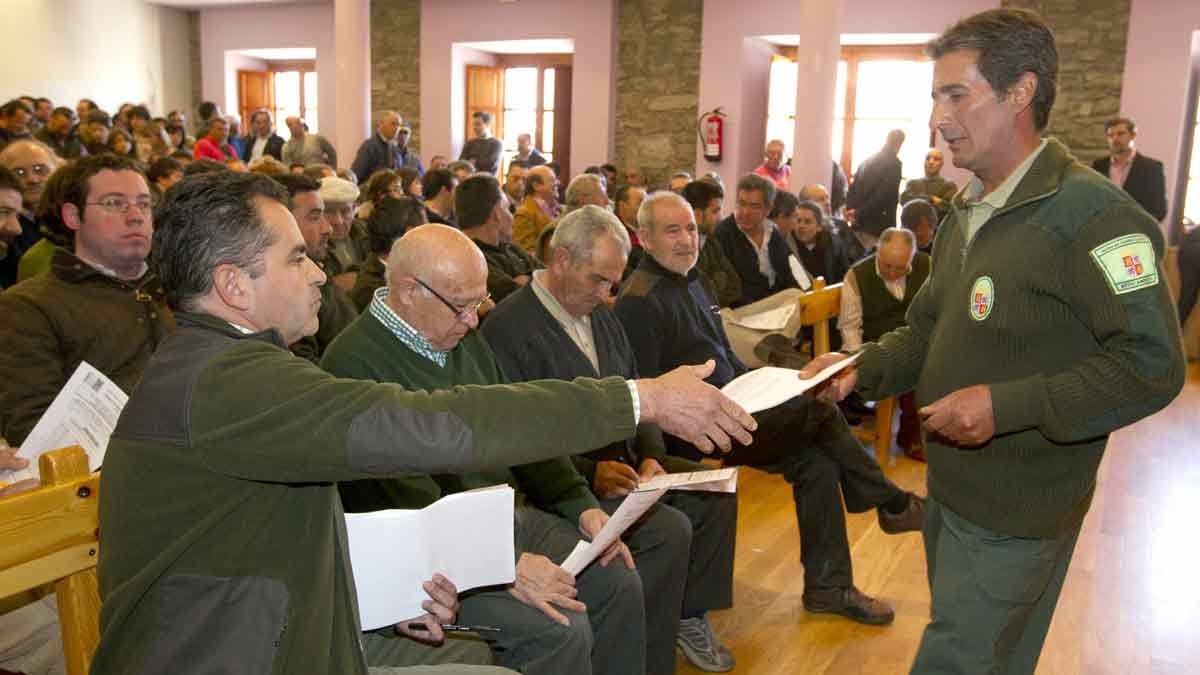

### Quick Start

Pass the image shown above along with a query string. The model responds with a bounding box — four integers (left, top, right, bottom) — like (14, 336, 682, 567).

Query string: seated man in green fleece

(323, 222, 670, 675)
(93, 171, 756, 675)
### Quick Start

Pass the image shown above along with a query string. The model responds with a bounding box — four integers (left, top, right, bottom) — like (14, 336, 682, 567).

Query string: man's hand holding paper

(799, 352, 860, 403)
(636, 360, 757, 454)
(394, 573, 460, 643)
(508, 553, 585, 626)
(579, 508, 636, 570)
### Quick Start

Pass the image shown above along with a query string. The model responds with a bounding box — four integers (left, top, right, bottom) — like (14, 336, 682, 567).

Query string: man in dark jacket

(484, 205, 739, 674)
(846, 129, 905, 245)
(240, 109, 284, 163)
(616, 191, 925, 628)
(1091, 117, 1167, 221)
(351, 111, 402, 184)
(713, 173, 798, 307)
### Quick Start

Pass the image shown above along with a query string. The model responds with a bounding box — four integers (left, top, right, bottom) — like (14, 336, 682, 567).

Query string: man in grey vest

(838, 228, 930, 460)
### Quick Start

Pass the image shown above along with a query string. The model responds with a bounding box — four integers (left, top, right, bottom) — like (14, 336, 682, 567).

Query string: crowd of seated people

(0, 87, 1029, 675)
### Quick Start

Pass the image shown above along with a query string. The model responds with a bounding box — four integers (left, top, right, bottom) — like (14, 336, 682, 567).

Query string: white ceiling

(235, 47, 317, 60)
(458, 39, 576, 55)
(762, 33, 937, 47)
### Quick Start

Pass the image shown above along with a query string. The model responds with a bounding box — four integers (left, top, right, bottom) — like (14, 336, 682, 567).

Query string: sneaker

(878, 492, 926, 534)
(677, 615, 735, 672)
(803, 586, 895, 625)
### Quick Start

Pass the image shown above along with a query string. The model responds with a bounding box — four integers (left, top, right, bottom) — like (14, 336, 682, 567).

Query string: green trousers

(910, 497, 1081, 675)
(363, 629, 514, 674)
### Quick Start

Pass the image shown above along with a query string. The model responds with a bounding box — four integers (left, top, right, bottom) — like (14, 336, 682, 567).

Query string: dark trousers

(910, 497, 1081, 675)
(457, 505, 645, 675)
(670, 395, 902, 591)
(598, 455, 738, 675)
(897, 391, 921, 449)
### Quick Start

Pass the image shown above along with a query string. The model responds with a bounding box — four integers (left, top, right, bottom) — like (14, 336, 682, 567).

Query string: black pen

(406, 622, 502, 634)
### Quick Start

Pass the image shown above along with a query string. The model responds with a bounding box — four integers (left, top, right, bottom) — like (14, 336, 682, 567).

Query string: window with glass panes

(501, 66, 555, 176)
(274, 68, 318, 142)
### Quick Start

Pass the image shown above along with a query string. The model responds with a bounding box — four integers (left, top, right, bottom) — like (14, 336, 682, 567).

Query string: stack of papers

(727, 304, 796, 332)
(560, 468, 739, 575)
(719, 354, 860, 414)
(4, 362, 125, 484)
(345, 485, 516, 631)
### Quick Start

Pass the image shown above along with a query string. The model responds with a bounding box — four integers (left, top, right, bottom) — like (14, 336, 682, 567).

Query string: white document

(638, 467, 738, 494)
(344, 485, 516, 631)
(5, 361, 126, 484)
(789, 255, 813, 291)
(560, 487, 667, 576)
(720, 353, 860, 414)
(728, 303, 796, 332)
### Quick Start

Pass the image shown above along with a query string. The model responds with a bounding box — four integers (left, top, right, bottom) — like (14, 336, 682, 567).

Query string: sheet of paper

(345, 485, 516, 631)
(728, 303, 796, 332)
(638, 467, 738, 493)
(560, 487, 667, 576)
(4, 361, 127, 484)
(720, 353, 860, 414)
(789, 255, 813, 291)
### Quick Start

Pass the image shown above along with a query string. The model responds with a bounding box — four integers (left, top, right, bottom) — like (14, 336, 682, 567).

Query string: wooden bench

(0, 446, 100, 675)
(797, 277, 897, 467)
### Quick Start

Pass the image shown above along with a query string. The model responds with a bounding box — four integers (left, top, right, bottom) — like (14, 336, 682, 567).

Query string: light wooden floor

(682, 362, 1200, 675)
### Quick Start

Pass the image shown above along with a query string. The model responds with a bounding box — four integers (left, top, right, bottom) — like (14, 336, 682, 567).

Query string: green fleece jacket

(93, 312, 635, 675)
(856, 138, 1185, 538)
(322, 309, 600, 524)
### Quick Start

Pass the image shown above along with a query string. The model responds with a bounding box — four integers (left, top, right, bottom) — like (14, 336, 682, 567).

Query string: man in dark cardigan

(483, 205, 739, 673)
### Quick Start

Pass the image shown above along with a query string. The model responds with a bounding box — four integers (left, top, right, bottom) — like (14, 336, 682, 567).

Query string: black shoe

(878, 493, 926, 534)
(803, 586, 895, 625)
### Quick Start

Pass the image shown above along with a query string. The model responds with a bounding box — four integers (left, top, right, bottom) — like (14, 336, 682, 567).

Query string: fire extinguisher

(699, 107, 725, 162)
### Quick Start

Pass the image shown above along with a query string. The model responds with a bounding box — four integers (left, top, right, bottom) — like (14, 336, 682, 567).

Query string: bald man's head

(385, 224, 489, 351)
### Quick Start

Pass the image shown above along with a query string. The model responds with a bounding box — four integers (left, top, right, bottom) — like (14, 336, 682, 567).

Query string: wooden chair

(0, 446, 101, 675)
(797, 277, 897, 466)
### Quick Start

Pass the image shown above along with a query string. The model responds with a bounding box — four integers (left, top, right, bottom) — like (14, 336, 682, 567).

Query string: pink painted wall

(697, 0, 999, 207)
(1120, 0, 1200, 224)
(200, 3, 338, 149)
(420, 0, 617, 170)
(739, 39, 775, 178)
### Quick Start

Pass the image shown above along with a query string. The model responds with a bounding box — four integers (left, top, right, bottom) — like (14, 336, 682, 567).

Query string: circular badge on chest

(969, 275, 994, 321)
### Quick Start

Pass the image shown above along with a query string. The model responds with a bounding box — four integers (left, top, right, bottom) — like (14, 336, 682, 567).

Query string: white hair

(550, 205, 631, 264)
(636, 190, 692, 233)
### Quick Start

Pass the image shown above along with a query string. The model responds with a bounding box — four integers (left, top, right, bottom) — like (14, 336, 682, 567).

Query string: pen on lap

(406, 623, 502, 633)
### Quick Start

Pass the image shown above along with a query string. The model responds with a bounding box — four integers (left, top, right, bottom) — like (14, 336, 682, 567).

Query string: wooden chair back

(796, 278, 896, 466)
(0, 446, 101, 675)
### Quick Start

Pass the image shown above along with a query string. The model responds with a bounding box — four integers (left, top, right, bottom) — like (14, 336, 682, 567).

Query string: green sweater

(856, 139, 1185, 538)
(322, 310, 600, 524)
(94, 312, 635, 675)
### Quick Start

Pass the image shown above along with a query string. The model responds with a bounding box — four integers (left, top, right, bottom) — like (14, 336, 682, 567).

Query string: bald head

(387, 223, 486, 289)
(799, 184, 831, 217)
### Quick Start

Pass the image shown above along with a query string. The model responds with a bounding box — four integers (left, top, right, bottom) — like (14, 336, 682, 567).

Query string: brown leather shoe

(878, 493, 926, 534)
(803, 586, 895, 625)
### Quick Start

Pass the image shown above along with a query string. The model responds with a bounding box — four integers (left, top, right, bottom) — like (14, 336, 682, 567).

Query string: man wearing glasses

(0, 152, 173, 675)
(0, 139, 57, 286)
(457, 174, 543, 304)
(322, 223, 649, 674)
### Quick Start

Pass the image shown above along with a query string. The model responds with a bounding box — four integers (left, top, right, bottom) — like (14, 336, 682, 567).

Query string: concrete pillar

(333, 0, 371, 166)
(790, 0, 840, 193)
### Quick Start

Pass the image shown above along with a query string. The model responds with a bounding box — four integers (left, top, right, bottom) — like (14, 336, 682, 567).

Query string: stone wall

(370, 0, 422, 152)
(1002, 0, 1131, 162)
(614, 0, 703, 188)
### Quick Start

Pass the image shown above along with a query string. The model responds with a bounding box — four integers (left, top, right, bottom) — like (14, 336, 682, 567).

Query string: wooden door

(238, 70, 274, 133)
(465, 65, 504, 143)
(551, 66, 572, 178)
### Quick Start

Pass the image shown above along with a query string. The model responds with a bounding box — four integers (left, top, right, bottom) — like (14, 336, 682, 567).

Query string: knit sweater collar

(953, 137, 1073, 217)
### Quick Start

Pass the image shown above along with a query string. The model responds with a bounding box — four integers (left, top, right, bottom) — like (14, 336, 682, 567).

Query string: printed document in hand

(789, 255, 813, 291)
(560, 486, 667, 575)
(5, 361, 126, 484)
(345, 484, 516, 631)
(720, 353, 860, 414)
(638, 467, 738, 493)
(728, 303, 796, 331)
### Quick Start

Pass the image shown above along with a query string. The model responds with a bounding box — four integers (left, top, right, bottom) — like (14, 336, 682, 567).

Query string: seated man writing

(482, 205, 740, 673)
(93, 171, 756, 675)
(323, 219, 662, 675)
(615, 190, 925, 626)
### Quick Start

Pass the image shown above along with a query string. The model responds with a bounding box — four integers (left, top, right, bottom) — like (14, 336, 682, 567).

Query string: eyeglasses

(414, 277, 490, 321)
(87, 196, 153, 215)
(12, 164, 51, 179)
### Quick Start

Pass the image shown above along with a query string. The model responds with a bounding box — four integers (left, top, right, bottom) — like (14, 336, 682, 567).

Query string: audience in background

(282, 115, 338, 167)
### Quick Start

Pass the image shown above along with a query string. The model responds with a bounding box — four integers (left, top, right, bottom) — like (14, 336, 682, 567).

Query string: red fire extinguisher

(699, 107, 725, 162)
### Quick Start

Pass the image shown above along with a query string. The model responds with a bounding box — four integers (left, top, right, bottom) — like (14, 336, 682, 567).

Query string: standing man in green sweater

(804, 9, 1185, 674)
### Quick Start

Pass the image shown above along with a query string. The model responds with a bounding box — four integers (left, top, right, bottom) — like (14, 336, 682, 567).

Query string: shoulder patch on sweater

(1090, 233, 1158, 295)
(969, 275, 994, 321)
